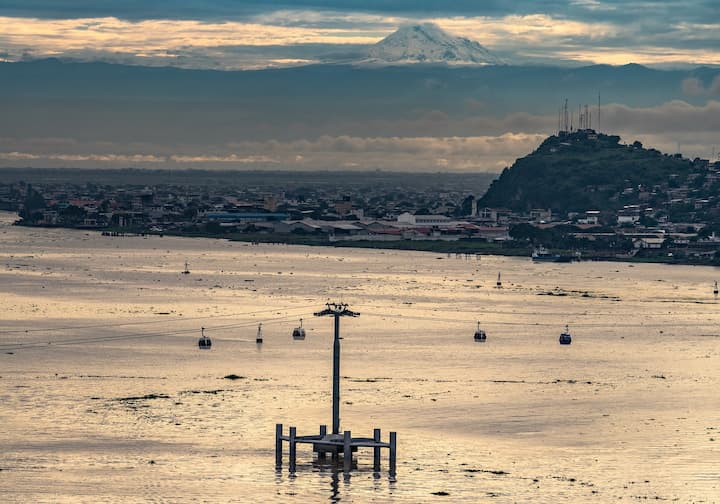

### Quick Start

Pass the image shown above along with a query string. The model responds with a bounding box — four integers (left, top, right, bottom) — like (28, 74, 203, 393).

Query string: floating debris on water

(463, 468, 510, 475)
(114, 393, 171, 402)
(223, 374, 245, 380)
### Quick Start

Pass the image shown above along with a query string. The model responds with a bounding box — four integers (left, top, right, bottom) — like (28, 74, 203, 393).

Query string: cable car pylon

(275, 302, 397, 476)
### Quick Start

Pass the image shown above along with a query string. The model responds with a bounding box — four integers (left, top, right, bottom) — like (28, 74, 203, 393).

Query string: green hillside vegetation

(478, 131, 694, 214)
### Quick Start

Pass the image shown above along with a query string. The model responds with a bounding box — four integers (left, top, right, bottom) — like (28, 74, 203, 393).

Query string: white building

(397, 212, 451, 225)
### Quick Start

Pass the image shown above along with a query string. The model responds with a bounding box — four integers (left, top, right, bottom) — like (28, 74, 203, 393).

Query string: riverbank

(151, 229, 720, 266)
(11, 217, 720, 267)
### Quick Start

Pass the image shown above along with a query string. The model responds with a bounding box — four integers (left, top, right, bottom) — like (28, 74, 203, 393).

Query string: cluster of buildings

(577, 154, 720, 259)
(3, 153, 720, 262)
(2, 178, 513, 242)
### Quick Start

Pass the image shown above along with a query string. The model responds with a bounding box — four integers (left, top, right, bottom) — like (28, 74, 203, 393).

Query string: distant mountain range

(0, 58, 712, 123)
(364, 23, 503, 66)
(0, 56, 717, 170)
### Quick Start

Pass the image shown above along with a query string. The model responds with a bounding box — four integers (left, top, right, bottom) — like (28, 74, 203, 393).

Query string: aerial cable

(0, 303, 319, 336)
(0, 311, 318, 351)
(362, 310, 720, 329)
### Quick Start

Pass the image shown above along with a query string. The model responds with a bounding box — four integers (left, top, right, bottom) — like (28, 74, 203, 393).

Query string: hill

(477, 131, 696, 214)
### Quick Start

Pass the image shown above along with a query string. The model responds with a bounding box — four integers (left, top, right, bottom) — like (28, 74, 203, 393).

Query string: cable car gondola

(292, 318, 306, 340)
(559, 324, 572, 345)
(198, 327, 211, 349)
(474, 321, 487, 342)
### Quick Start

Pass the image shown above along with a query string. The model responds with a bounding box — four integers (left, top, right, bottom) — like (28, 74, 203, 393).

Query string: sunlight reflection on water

(0, 212, 718, 502)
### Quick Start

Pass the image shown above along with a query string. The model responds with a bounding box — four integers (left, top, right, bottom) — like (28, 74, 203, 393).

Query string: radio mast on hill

(578, 104, 592, 130)
(558, 98, 570, 134)
(558, 97, 600, 135)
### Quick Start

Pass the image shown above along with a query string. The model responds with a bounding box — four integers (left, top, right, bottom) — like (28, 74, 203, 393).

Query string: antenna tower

(585, 104, 590, 129)
(558, 106, 562, 134)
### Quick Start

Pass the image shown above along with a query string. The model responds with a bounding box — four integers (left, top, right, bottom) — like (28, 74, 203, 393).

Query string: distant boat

(198, 327, 211, 350)
(473, 321, 487, 342)
(532, 246, 573, 263)
(559, 324, 572, 345)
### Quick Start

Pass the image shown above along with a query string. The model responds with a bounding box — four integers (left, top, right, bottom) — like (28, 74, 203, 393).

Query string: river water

(0, 212, 718, 503)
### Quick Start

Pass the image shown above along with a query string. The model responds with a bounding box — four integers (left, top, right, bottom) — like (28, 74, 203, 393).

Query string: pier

(275, 303, 397, 475)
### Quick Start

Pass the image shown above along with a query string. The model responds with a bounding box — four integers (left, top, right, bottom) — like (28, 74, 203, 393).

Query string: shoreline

(9, 216, 719, 267)
(216, 233, 720, 267)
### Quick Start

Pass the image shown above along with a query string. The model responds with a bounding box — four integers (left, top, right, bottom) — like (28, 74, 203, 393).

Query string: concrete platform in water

(276, 423, 396, 474)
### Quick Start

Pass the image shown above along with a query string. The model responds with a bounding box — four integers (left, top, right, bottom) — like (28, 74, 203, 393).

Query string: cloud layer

(0, 133, 544, 171)
(1, 101, 718, 171)
(1, 4, 718, 69)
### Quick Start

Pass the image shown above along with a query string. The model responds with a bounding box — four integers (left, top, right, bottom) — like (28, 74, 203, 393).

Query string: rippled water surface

(1, 212, 718, 503)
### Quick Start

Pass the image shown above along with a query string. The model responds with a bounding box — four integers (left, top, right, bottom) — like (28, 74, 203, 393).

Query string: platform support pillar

(373, 428, 381, 472)
(343, 430, 352, 473)
(289, 426, 297, 473)
(389, 431, 397, 476)
(318, 424, 327, 462)
(275, 423, 283, 469)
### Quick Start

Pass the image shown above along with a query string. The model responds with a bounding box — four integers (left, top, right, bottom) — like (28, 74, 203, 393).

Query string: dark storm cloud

(0, 1, 549, 20)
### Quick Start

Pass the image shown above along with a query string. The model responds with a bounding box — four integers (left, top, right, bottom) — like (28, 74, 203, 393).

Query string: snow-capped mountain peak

(365, 23, 502, 66)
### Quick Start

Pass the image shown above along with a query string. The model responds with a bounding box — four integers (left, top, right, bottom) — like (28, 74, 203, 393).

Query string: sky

(1, 0, 719, 69)
(0, 1, 718, 172)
